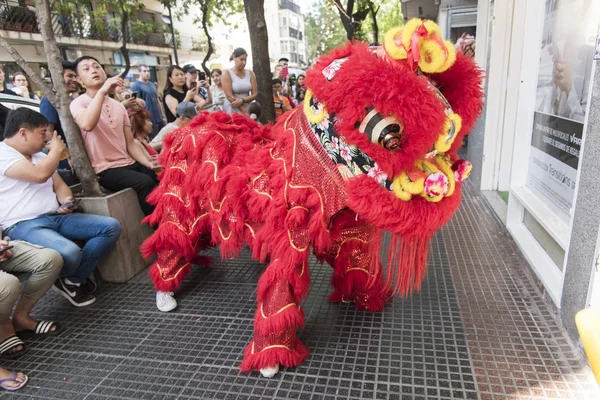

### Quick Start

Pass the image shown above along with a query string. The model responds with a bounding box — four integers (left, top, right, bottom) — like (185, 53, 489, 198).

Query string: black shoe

(83, 277, 97, 294)
(52, 278, 96, 307)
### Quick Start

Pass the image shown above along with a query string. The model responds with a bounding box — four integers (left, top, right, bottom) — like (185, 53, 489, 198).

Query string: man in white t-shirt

(0, 108, 121, 307)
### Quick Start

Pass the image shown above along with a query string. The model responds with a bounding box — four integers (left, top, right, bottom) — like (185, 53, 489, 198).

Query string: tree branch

(0, 36, 56, 103)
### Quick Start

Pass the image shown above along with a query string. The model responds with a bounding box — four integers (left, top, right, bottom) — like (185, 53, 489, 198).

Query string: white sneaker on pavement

(156, 291, 177, 312)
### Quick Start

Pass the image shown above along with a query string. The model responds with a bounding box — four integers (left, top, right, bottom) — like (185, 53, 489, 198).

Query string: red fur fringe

(239, 338, 309, 372)
(253, 304, 305, 336)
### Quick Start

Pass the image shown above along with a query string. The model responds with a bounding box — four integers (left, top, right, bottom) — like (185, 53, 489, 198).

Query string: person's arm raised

(75, 76, 125, 131)
(4, 131, 65, 184)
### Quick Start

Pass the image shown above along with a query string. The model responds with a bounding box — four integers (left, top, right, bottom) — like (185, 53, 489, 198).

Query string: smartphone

(281, 67, 289, 79)
(59, 198, 81, 210)
(0, 245, 13, 254)
(131, 91, 138, 99)
(198, 72, 206, 81)
(190, 81, 197, 90)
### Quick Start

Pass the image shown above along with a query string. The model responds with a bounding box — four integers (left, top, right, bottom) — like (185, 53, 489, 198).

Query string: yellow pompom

(418, 39, 447, 73)
(435, 113, 463, 153)
(398, 172, 425, 195)
(303, 90, 328, 124)
(384, 26, 408, 60)
(402, 18, 424, 50)
(392, 176, 412, 201)
(423, 20, 442, 38)
(438, 41, 457, 73)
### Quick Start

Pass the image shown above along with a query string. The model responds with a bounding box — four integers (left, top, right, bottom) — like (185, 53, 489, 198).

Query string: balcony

(0, 2, 184, 50)
(279, 0, 301, 14)
(289, 27, 302, 40)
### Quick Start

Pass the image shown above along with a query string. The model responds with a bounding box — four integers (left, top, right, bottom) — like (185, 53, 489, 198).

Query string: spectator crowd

(0, 50, 304, 390)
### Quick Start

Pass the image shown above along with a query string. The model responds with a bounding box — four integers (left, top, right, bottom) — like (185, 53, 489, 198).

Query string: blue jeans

(5, 213, 122, 283)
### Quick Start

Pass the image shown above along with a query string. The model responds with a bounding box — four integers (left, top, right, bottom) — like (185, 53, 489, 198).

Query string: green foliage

(172, 0, 243, 30)
(371, 0, 404, 41)
(305, 1, 348, 64)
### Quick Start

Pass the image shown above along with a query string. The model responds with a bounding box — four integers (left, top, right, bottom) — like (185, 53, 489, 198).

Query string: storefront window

(526, 0, 599, 219)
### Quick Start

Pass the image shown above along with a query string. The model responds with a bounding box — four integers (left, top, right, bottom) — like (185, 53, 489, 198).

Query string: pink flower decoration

(367, 163, 388, 183)
(452, 159, 472, 182)
(339, 143, 352, 161)
(424, 172, 449, 197)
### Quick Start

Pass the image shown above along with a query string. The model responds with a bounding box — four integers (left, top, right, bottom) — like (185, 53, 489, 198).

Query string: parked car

(0, 93, 40, 137)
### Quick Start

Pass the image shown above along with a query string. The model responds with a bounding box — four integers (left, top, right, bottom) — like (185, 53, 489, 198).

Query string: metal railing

(289, 27, 302, 40)
(279, 0, 301, 14)
(0, 1, 193, 50)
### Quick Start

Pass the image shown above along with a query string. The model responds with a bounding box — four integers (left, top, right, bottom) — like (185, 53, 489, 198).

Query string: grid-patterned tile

(2, 177, 596, 399)
(0, 228, 475, 399)
(443, 180, 600, 399)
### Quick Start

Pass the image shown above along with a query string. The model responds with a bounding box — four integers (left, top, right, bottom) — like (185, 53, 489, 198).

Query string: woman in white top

(222, 48, 257, 115)
(209, 69, 227, 112)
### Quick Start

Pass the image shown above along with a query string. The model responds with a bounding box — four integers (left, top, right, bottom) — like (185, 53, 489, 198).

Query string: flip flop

(0, 336, 28, 359)
(17, 321, 64, 339)
(0, 371, 28, 391)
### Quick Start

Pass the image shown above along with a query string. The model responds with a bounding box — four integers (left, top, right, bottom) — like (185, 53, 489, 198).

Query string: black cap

(182, 64, 197, 73)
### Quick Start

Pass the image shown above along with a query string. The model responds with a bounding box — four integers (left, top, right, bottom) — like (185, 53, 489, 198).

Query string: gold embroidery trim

(218, 223, 232, 241)
(287, 230, 309, 252)
(345, 267, 374, 276)
(165, 192, 191, 207)
(203, 160, 219, 181)
(260, 302, 299, 319)
(156, 261, 190, 281)
(210, 196, 228, 212)
(244, 223, 256, 238)
(166, 213, 208, 235)
(334, 238, 370, 259)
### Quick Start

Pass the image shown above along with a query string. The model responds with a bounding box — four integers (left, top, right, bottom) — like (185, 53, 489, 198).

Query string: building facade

(264, 0, 307, 68)
(0, 0, 204, 91)
(472, 0, 600, 341)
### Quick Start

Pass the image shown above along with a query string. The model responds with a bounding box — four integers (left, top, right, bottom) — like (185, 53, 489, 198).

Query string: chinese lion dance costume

(141, 19, 483, 377)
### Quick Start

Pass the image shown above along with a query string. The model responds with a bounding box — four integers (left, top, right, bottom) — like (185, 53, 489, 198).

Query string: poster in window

(527, 0, 599, 218)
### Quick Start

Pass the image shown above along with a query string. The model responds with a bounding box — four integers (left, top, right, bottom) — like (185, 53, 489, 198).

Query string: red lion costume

(142, 19, 484, 376)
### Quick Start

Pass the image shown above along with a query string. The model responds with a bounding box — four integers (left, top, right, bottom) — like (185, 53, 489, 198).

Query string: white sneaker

(260, 364, 279, 378)
(156, 291, 177, 312)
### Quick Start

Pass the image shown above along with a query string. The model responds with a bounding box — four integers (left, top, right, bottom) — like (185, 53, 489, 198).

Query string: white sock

(64, 278, 81, 287)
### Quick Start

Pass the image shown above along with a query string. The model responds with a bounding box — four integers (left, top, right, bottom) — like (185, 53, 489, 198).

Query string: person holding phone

(182, 64, 211, 110)
(0, 107, 122, 308)
(70, 56, 158, 215)
(163, 66, 205, 123)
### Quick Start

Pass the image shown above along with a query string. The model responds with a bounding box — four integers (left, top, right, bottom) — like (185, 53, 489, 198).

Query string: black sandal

(17, 321, 63, 339)
(0, 336, 28, 359)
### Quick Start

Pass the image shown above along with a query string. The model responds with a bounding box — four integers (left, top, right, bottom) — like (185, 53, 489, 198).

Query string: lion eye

(383, 134, 401, 150)
(358, 108, 403, 151)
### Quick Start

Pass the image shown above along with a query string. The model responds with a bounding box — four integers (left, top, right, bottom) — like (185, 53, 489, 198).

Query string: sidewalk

(2, 182, 599, 399)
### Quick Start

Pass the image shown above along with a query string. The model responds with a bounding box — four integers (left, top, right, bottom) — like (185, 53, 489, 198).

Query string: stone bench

(79, 188, 153, 282)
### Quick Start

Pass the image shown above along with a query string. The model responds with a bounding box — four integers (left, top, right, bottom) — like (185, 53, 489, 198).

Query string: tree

(331, 0, 357, 40)
(95, 0, 146, 76)
(0, 0, 103, 196)
(168, 0, 243, 78)
(361, 0, 404, 44)
(243, 0, 275, 122)
(305, 1, 347, 64)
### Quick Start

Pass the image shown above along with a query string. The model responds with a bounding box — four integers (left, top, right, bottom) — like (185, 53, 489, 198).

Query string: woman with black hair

(162, 65, 202, 123)
(221, 48, 257, 115)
